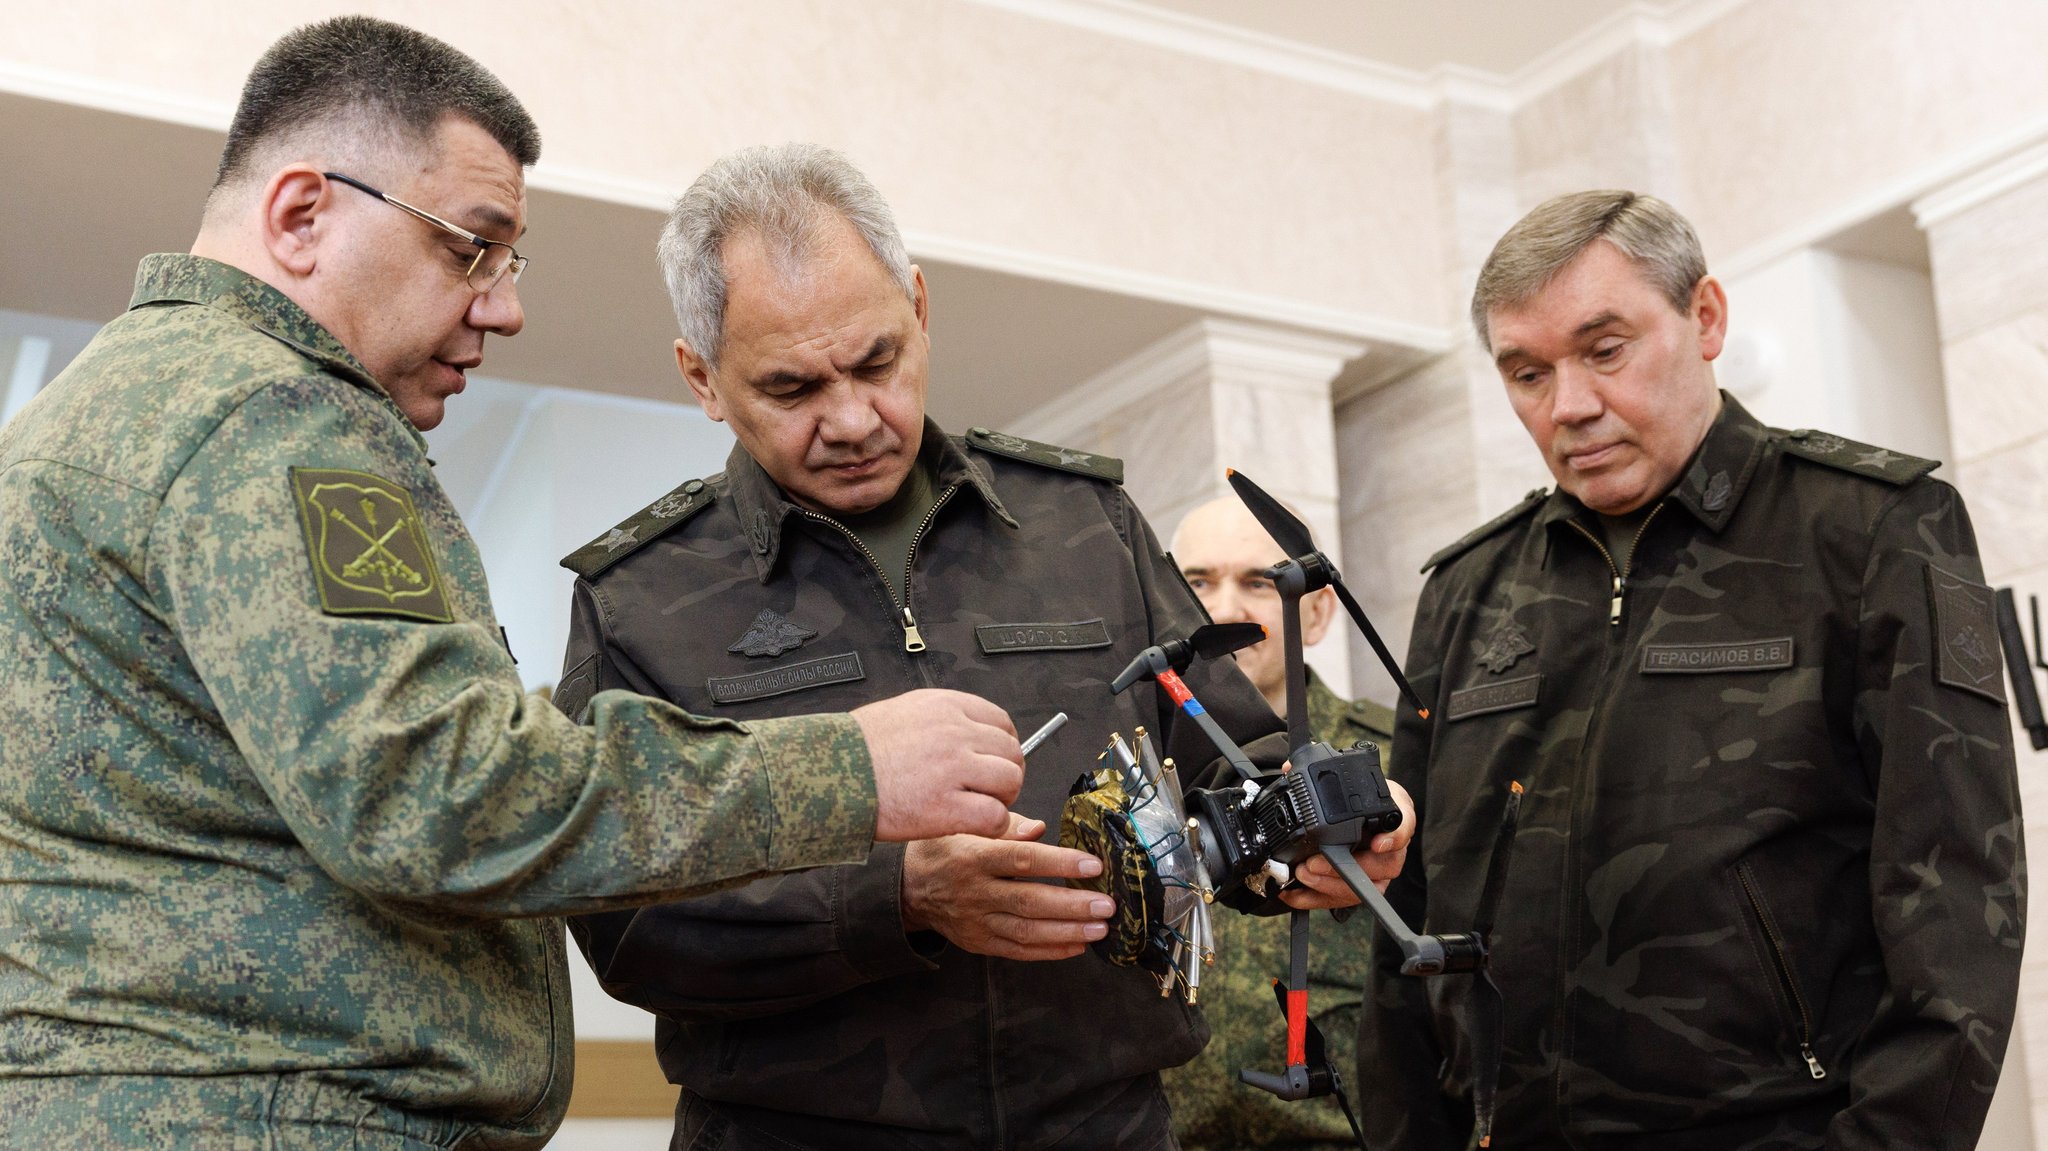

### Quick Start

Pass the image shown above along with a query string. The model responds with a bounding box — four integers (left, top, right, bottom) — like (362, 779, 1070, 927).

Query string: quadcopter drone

(1062, 469, 1525, 1147)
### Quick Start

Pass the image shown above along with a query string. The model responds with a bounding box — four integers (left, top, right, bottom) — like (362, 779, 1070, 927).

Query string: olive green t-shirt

(830, 458, 938, 603)
(1595, 504, 1655, 571)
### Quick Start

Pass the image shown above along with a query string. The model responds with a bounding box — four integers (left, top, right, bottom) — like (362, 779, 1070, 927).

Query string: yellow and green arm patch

(289, 467, 454, 623)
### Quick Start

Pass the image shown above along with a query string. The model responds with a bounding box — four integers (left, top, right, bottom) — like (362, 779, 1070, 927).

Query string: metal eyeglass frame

(323, 172, 527, 293)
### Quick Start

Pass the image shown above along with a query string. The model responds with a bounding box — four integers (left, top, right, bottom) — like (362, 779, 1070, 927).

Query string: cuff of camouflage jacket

(842, 842, 948, 979)
(744, 712, 878, 871)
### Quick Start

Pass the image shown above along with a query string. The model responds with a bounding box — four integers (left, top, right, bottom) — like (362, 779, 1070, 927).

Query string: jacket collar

(130, 254, 419, 444)
(1535, 390, 1767, 536)
(723, 418, 1016, 582)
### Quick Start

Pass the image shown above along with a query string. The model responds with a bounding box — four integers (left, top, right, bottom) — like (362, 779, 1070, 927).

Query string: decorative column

(1013, 317, 1365, 697)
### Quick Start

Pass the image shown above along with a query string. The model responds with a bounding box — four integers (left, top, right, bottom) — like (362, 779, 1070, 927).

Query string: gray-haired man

(557, 143, 1409, 1150)
(1362, 190, 2023, 1149)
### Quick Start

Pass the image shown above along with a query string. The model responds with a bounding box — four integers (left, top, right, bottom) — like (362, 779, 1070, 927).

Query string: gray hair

(1470, 190, 1707, 349)
(658, 143, 915, 370)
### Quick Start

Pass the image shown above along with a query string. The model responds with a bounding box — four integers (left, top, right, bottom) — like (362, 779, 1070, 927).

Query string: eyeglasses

(324, 172, 528, 293)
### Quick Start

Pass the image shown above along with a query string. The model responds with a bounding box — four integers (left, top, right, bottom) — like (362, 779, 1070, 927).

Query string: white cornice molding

(1501, 0, 1747, 101)
(525, 164, 676, 210)
(0, 59, 230, 130)
(1429, 65, 1517, 115)
(964, 0, 1438, 109)
(1912, 133, 2048, 229)
(1201, 317, 1367, 390)
(906, 230, 1449, 350)
(1715, 112, 2048, 279)
(962, 0, 1755, 112)
(1010, 317, 1365, 444)
(527, 164, 1451, 350)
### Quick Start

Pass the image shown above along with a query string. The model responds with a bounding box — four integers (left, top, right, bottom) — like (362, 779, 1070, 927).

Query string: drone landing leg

(1239, 909, 1315, 1101)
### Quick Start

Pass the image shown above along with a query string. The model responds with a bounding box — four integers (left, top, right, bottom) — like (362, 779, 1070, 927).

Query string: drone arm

(1273, 561, 1314, 761)
(1156, 667, 1262, 782)
(1320, 844, 1449, 976)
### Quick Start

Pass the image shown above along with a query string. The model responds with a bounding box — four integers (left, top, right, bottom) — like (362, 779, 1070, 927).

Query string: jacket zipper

(986, 957, 1007, 1150)
(1555, 500, 1667, 1129)
(1564, 503, 1664, 626)
(798, 485, 958, 653)
(1735, 863, 1828, 1079)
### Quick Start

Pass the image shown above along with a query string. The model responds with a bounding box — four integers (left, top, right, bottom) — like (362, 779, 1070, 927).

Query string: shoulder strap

(561, 473, 723, 580)
(1782, 429, 1936, 485)
(964, 426, 1123, 484)
(1422, 488, 1549, 573)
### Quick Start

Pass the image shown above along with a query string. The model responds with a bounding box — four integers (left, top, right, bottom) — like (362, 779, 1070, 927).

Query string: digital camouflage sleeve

(0, 255, 879, 1148)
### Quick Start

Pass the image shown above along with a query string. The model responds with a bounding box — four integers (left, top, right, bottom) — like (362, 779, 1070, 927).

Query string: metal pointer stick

(1021, 711, 1069, 757)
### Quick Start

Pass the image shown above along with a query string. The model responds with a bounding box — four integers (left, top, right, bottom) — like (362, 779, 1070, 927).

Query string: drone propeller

(1464, 972, 1506, 1149)
(1226, 468, 1316, 559)
(1225, 469, 1430, 720)
(1181, 622, 1265, 664)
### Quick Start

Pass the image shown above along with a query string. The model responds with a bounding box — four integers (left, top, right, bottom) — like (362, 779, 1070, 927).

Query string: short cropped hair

(212, 16, 539, 197)
(1470, 190, 1706, 349)
(659, 143, 915, 371)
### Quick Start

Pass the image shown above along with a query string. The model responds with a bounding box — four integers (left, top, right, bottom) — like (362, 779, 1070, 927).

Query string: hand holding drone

(1061, 470, 1524, 1146)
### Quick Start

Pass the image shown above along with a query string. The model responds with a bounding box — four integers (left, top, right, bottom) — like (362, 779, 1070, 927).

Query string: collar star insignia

(728, 608, 818, 658)
(1052, 448, 1095, 468)
(599, 526, 639, 552)
(1477, 619, 1535, 674)
(1854, 448, 1902, 470)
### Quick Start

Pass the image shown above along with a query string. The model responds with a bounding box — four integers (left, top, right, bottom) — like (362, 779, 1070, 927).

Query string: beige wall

(0, 0, 1448, 332)
(1669, 0, 2048, 263)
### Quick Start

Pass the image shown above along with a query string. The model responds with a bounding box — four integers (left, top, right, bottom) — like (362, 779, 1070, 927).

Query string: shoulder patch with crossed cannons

(290, 467, 453, 623)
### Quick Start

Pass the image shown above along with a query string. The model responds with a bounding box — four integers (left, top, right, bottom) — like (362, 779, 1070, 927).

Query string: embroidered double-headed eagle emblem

(729, 608, 818, 658)
(1477, 619, 1535, 674)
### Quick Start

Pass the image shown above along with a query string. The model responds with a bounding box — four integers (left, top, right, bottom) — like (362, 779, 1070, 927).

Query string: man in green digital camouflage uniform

(1168, 495, 1397, 1149)
(0, 22, 1026, 1149)
(1362, 191, 2024, 1150)
(556, 144, 1410, 1151)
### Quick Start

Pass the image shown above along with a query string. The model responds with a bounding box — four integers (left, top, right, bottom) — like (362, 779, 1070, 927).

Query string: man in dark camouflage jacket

(556, 144, 1410, 1150)
(1361, 190, 2024, 1150)
(1168, 495, 1396, 1150)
